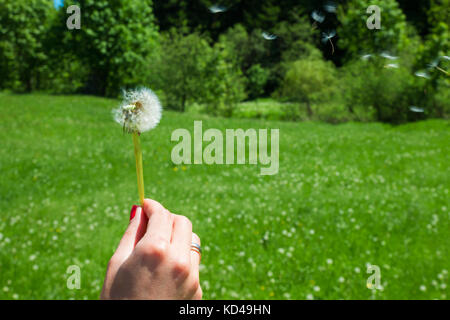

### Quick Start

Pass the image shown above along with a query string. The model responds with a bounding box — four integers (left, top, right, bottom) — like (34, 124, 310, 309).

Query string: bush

(341, 59, 418, 123)
(338, 0, 409, 61)
(52, 0, 160, 97)
(0, 0, 54, 92)
(246, 64, 270, 99)
(150, 31, 246, 116)
(276, 57, 338, 118)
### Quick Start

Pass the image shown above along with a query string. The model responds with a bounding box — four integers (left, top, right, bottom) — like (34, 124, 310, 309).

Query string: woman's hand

(100, 199, 202, 300)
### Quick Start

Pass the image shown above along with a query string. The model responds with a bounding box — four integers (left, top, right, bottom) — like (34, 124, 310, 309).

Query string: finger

(113, 206, 143, 265)
(192, 287, 203, 300)
(140, 199, 173, 248)
(170, 215, 192, 277)
(190, 232, 201, 271)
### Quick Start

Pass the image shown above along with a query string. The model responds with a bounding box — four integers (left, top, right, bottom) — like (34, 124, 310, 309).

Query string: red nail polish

(130, 205, 139, 221)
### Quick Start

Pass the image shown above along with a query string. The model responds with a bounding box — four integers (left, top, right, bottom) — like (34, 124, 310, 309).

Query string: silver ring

(191, 242, 202, 254)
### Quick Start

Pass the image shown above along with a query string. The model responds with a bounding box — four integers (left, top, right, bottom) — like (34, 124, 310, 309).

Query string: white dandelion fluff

(113, 87, 162, 134)
(209, 5, 227, 14)
(323, 1, 337, 13)
(409, 106, 424, 113)
(361, 54, 373, 61)
(262, 31, 277, 40)
(442, 56, 450, 61)
(311, 10, 325, 23)
(385, 63, 399, 69)
(414, 71, 430, 79)
(380, 52, 398, 60)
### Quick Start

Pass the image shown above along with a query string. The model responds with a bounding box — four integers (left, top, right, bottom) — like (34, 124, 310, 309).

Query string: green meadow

(0, 93, 448, 300)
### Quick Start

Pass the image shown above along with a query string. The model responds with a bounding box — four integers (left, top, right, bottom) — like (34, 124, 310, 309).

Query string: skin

(100, 199, 202, 300)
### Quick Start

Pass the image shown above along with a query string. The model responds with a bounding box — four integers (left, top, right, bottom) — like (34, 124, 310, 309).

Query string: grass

(0, 93, 449, 300)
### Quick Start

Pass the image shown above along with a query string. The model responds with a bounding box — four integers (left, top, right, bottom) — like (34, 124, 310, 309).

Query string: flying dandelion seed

(262, 32, 277, 40)
(380, 52, 398, 60)
(385, 63, 399, 69)
(415, 71, 430, 79)
(311, 10, 325, 23)
(113, 87, 162, 206)
(427, 57, 450, 76)
(409, 106, 424, 113)
(427, 58, 440, 69)
(361, 54, 373, 61)
(441, 56, 450, 61)
(322, 30, 336, 54)
(323, 1, 337, 13)
(209, 4, 227, 14)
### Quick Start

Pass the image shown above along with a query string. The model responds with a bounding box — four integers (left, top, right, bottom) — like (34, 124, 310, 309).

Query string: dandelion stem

(133, 132, 145, 206)
(329, 39, 335, 55)
(435, 66, 449, 76)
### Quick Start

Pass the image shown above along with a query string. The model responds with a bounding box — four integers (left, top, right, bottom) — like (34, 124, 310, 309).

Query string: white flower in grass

(113, 87, 162, 134)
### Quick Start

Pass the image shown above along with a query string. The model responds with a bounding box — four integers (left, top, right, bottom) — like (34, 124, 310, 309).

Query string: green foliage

(341, 59, 418, 123)
(53, 0, 160, 97)
(1, 93, 449, 299)
(246, 64, 270, 99)
(276, 57, 338, 118)
(338, 0, 409, 61)
(150, 31, 246, 115)
(0, 0, 54, 91)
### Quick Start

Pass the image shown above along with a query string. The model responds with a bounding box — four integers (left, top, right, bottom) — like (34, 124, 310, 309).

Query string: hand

(100, 199, 202, 300)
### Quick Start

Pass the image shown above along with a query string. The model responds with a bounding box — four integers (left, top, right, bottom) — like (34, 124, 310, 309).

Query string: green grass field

(0, 93, 449, 300)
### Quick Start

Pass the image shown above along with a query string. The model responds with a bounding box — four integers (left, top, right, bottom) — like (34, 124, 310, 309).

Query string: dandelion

(409, 106, 424, 113)
(311, 10, 325, 24)
(427, 57, 449, 76)
(414, 71, 430, 79)
(323, 1, 337, 13)
(313, 285, 320, 292)
(262, 32, 277, 41)
(209, 5, 227, 14)
(384, 63, 399, 69)
(380, 52, 398, 60)
(113, 87, 162, 206)
(306, 293, 314, 300)
(321, 30, 336, 54)
(419, 285, 427, 292)
(361, 54, 373, 61)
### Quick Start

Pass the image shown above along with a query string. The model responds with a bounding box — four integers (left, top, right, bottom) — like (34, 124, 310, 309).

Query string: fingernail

(130, 205, 139, 221)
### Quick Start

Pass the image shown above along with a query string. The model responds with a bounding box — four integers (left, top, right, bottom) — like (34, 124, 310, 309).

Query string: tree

(149, 31, 246, 114)
(54, 0, 160, 97)
(277, 57, 337, 117)
(338, 0, 409, 61)
(0, 0, 54, 91)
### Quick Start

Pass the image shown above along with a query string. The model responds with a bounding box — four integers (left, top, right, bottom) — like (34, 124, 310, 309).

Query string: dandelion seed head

(113, 87, 162, 134)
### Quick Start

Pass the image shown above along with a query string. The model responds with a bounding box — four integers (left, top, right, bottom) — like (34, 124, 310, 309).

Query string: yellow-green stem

(133, 132, 145, 206)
